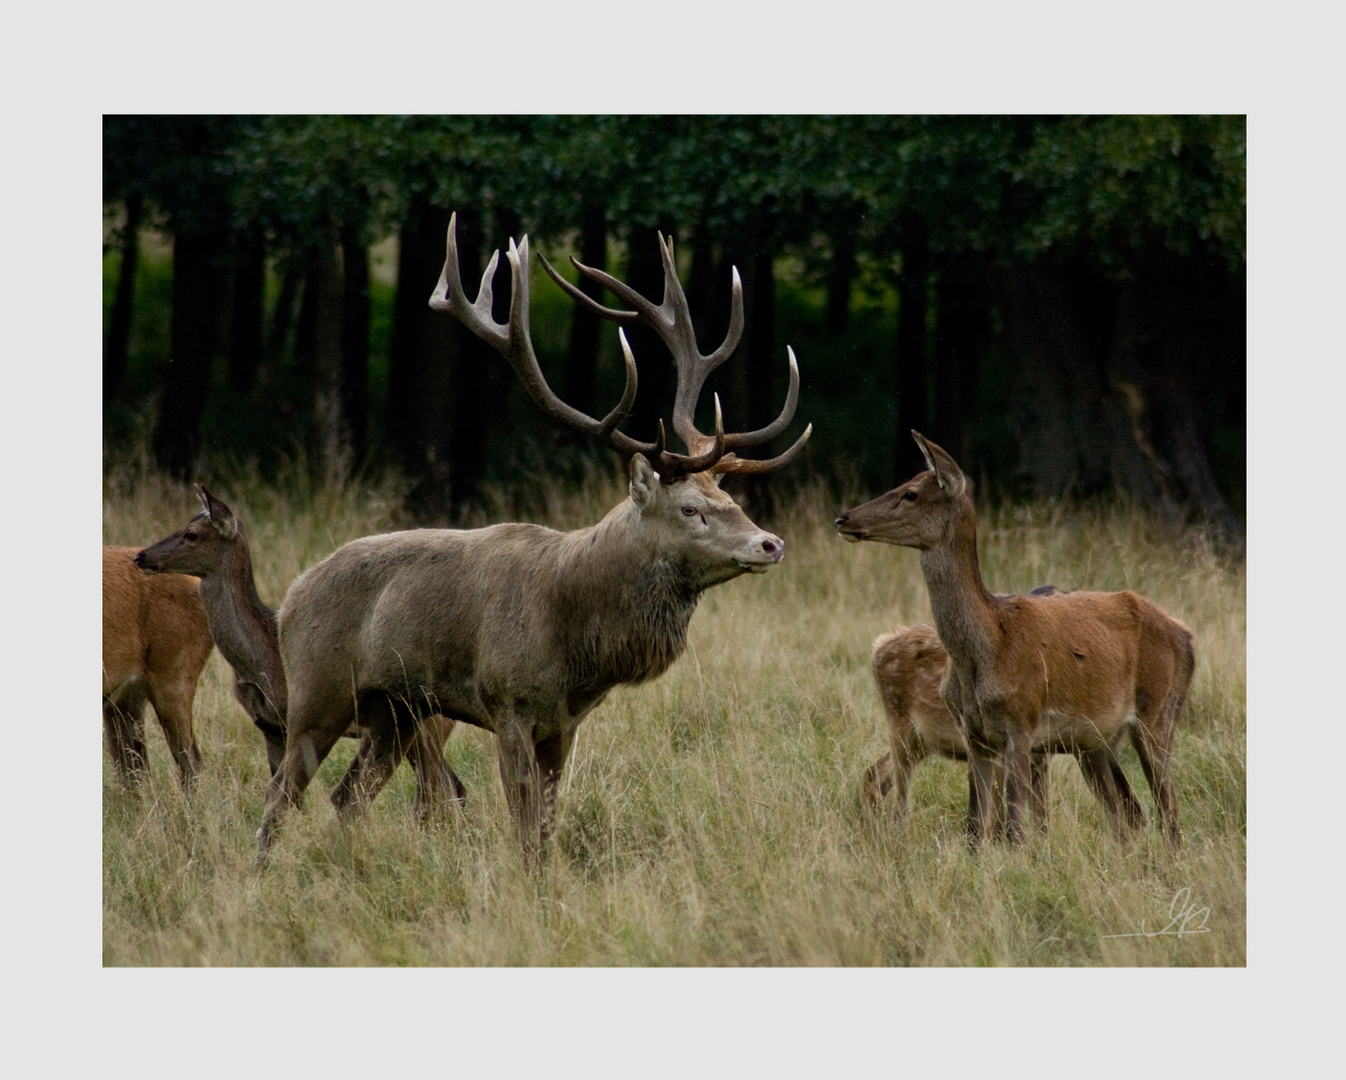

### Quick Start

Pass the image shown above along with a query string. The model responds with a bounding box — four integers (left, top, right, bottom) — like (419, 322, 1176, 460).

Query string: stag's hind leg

(330, 692, 420, 814)
(256, 685, 354, 861)
(407, 713, 466, 821)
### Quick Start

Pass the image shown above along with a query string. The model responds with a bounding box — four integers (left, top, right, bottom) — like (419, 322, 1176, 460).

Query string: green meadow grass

(102, 462, 1245, 966)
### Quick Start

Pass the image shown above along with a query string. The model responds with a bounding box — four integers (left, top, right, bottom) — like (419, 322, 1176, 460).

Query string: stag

(837, 432, 1193, 846)
(135, 486, 465, 815)
(255, 214, 811, 863)
(103, 546, 213, 791)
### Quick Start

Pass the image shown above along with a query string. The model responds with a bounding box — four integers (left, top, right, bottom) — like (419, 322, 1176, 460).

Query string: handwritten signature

(1101, 888, 1210, 939)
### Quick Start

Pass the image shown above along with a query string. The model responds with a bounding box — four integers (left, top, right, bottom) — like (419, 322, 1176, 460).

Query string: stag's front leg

(495, 721, 546, 865)
(533, 726, 577, 853)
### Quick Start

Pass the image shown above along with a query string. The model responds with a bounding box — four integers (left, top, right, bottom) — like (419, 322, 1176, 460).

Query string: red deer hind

(864, 601, 1147, 839)
(256, 213, 810, 864)
(102, 546, 213, 791)
(135, 486, 464, 816)
(836, 432, 1194, 846)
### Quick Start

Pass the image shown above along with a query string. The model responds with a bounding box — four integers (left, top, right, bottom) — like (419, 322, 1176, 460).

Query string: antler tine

(654, 394, 727, 479)
(429, 213, 655, 459)
(722, 346, 802, 450)
(712, 422, 813, 476)
(540, 234, 743, 458)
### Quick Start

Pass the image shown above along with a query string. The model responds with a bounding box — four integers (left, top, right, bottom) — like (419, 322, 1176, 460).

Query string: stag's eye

(681, 505, 698, 517)
(184, 531, 199, 541)
(902, 491, 918, 502)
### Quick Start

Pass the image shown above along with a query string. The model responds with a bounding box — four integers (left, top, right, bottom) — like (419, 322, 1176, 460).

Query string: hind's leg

(1029, 751, 1051, 831)
(146, 682, 203, 793)
(1078, 746, 1146, 837)
(862, 753, 894, 814)
(1131, 723, 1182, 847)
(104, 691, 148, 788)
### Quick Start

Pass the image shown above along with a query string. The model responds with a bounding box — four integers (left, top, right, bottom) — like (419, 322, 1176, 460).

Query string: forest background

(102, 115, 1245, 540)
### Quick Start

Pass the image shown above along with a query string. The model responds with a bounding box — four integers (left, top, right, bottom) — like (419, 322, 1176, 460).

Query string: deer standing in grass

(255, 213, 811, 864)
(836, 432, 1193, 846)
(102, 546, 213, 791)
(135, 486, 465, 815)
(863, 598, 1146, 838)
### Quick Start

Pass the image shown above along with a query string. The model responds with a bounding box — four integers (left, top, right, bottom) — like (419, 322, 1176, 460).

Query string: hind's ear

(196, 485, 238, 540)
(911, 431, 966, 499)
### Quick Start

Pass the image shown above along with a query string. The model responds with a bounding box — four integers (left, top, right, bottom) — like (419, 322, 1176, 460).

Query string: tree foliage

(102, 115, 1245, 536)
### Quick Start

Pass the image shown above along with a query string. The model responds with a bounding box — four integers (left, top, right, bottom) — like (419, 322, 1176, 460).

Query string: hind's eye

(902, 491, 917, 502)
(185, 531, 199, 541)
(681, 506, 697, 517)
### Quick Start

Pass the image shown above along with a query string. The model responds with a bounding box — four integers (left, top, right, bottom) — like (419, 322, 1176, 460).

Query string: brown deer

(836, 432, 1194, 846)
(102, 546, 213, 791)
(863, 601, 1146, 839)
(135, 486, 465, 816)
(255, 214, 811, 863)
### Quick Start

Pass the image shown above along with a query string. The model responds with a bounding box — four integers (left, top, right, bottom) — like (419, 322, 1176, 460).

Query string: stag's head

(625, 454, 783, 587)
(135, 485, 241, 576)
(835, 431, 972, 551)
(429, 213, 809, 581)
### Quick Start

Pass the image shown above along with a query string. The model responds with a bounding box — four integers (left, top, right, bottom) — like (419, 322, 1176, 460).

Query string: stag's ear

(196, 484, 238, 540)
(629, 454, 660, 511)
(911, 431, 966, 499)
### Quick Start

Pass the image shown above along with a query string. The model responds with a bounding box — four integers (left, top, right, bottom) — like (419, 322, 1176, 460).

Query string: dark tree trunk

(307, 227, 348, 478)
(104, 192, 141, 399)
(687, 217, 728, 353)
(340, 226, 371, 464)
(931, 260, 990, 465)
(719, 215, 778, 510)
(450, 205, 517, 509)
(895, 220, 931, 481)
(390, 199, 458, 518)
(228, 226, 265, 394)
(266, 261, 302, 372)
(153, 228, 229, 477)
(623, 221, 678, 447)
(993, 257, 1242, 544)
(826, 225, 857, 334)
(561, 198, 607, 420)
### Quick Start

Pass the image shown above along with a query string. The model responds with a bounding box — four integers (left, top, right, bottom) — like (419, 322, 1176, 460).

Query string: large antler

(538, 231, 811, 476)
(429, 213, 726, 478)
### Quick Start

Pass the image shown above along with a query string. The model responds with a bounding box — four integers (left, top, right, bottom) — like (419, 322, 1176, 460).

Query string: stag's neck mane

(918, 497, 1001, 663)
(196, 524, 283, 690)
(554, 498, 703, 691)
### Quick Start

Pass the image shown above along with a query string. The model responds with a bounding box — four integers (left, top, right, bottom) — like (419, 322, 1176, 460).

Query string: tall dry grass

(102, 461, 1245, 966)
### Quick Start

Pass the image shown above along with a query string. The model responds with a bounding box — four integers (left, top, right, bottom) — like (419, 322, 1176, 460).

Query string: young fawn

(136, 486, 465, 817)
(102, 546, 213, 791)
(837, 432, 1194, 846)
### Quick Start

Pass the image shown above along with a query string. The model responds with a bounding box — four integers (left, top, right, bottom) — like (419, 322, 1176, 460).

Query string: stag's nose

(834, 514, 848, 527)
(133, 551, 147, 568)
(761, 534, 784, 561)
